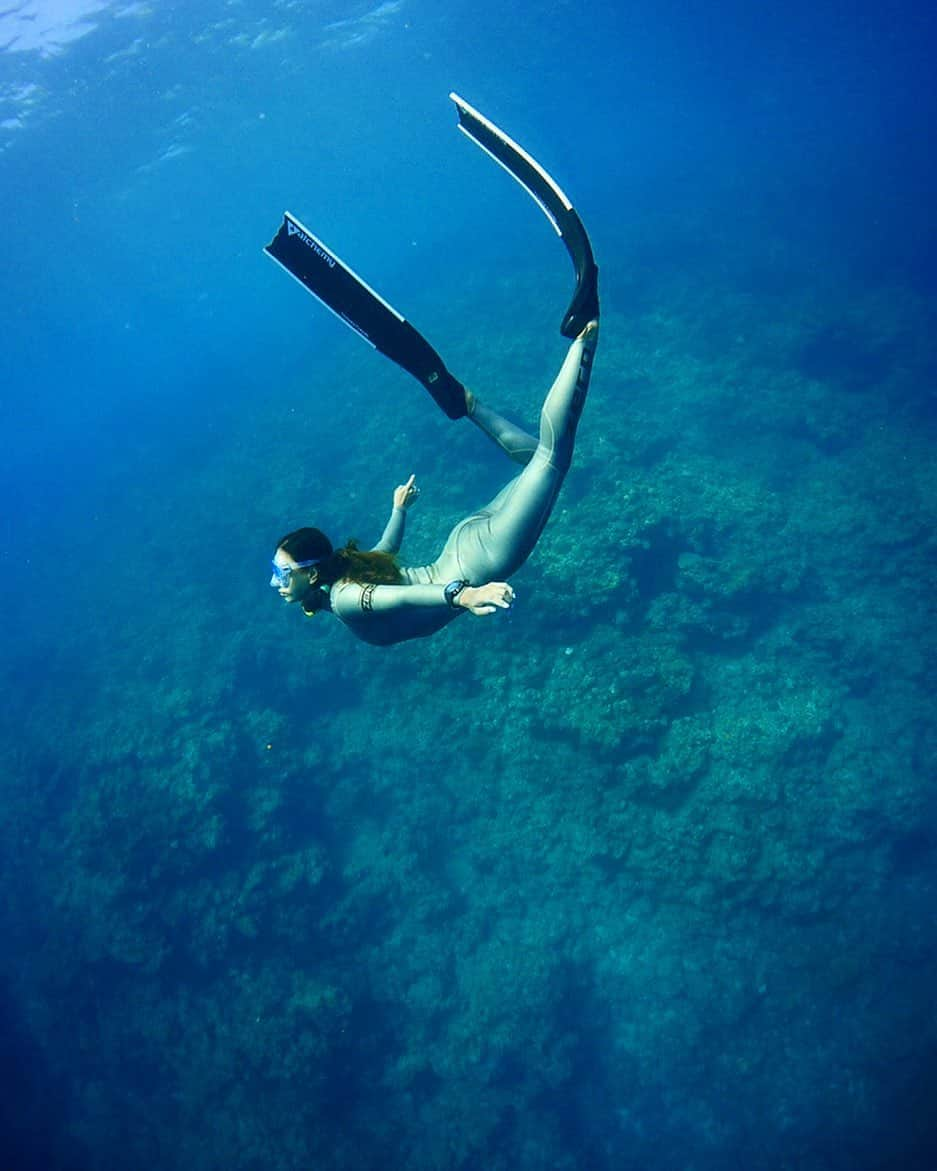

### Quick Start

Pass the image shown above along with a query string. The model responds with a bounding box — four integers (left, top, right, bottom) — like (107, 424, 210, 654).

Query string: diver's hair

(328, 541, 403, 585)
(276, 528, 402, 587)
(277, 527, 333, 565)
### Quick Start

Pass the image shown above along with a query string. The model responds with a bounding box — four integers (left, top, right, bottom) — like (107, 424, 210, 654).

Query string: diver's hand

(393, 473, 420, 511)
(458, 581, 515, 616)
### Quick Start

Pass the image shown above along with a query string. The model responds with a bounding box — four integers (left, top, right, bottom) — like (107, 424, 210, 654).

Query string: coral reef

(1, 236, 935, 1171)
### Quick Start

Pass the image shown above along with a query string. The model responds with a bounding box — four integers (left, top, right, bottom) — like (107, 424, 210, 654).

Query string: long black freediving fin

(449, 92, 599, 337)
(264, 213, 468, 419)
(263, 95, 598, 421)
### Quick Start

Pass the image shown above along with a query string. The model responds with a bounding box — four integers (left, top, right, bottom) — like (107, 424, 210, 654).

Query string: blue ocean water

(2, 1, 936, 1168)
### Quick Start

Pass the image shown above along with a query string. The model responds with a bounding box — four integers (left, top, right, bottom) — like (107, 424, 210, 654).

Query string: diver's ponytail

(326, 541, 403, 586)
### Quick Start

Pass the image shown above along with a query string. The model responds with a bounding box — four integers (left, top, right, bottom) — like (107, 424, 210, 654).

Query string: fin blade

(264, 213, 467, 419)
(449, 93, 599, 337)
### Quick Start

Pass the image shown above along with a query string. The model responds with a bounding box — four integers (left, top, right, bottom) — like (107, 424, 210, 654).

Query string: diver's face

(270, 549, 316, 603)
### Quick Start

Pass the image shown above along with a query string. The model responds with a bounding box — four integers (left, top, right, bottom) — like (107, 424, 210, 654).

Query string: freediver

(265, 94, 599, 647)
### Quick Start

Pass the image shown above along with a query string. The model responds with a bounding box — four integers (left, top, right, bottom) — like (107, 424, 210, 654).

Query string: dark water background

(1, 2, 936, 1168)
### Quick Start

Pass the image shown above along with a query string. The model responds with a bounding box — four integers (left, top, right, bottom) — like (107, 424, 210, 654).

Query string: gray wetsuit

(330, 325, 598, 645)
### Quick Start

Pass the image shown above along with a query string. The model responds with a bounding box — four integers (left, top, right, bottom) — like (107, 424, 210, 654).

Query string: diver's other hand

(459, 581, 515, 616)
(394, 473, 420, 511)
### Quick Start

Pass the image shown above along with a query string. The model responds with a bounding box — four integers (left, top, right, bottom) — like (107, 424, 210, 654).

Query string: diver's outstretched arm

(370, 475, 420, 554)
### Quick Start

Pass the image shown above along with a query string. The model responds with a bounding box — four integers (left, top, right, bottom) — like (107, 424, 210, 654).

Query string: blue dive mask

(270, 558, 319, 588)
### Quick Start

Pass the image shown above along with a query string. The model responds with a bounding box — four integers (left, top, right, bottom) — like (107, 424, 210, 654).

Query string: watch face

(445, 580, 466, 607)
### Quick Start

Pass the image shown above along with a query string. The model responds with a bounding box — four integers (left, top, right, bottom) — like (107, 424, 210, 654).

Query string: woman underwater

(265, 94, 600, 647)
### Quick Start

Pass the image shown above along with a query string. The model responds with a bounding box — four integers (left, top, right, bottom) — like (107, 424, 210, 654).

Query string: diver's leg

(531, 318, 598, 474)
(466, 390, 538, 466)
(439, 322, 598, 582)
